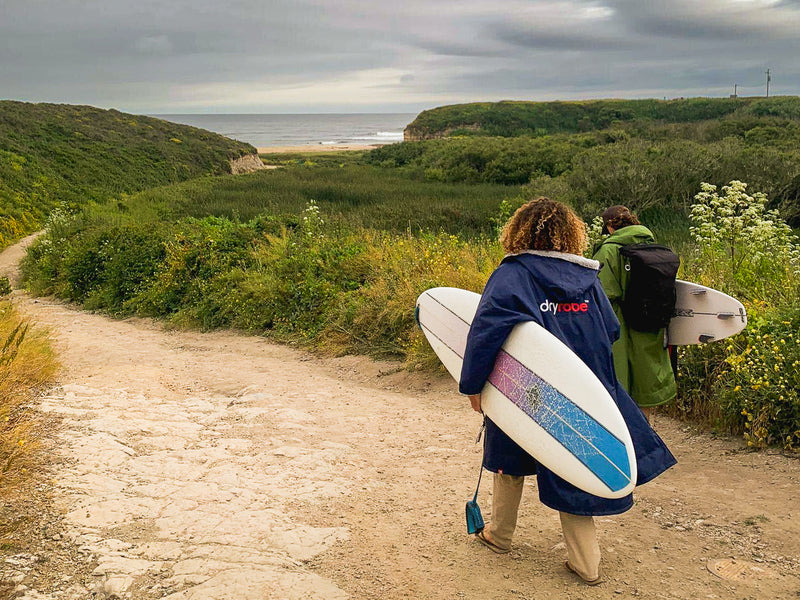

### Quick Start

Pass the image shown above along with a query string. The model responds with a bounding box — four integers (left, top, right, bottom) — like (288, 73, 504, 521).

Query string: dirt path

(1, 239, 798, 600)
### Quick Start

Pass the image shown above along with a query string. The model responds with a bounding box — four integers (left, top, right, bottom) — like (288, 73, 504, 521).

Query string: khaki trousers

(487, 473, 601, 581)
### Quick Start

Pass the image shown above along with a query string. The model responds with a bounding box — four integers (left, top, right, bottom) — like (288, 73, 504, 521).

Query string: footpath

(0, 238, 798, 600)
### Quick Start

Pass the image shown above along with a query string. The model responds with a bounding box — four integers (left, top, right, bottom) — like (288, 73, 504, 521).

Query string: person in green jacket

(592, 206, 676, 422)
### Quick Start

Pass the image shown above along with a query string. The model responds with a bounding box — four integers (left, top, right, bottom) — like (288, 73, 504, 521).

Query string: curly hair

(500, 197, 587, 255)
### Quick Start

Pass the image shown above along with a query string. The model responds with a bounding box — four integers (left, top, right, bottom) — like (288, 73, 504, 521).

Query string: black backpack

(617, 243, 680, 332)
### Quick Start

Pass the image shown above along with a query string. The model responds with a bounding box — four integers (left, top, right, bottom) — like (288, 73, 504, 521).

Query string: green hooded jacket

(592, 225, 677, 407)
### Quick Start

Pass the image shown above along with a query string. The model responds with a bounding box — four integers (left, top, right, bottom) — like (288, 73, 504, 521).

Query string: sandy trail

(0, 238, 798, 600)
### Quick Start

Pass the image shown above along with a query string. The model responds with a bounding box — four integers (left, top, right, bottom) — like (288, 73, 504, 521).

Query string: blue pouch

(466, 495, 484, 534)
(466, 419, 486, 535)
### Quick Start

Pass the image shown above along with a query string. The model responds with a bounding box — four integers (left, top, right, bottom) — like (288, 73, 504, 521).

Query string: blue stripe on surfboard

(489, 351, 632, 493)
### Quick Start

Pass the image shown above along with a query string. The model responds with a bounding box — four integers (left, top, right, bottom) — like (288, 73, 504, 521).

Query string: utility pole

(766, 69, 771, 97)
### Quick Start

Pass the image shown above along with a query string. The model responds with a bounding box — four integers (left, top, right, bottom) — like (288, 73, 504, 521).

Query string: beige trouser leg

(559, 512, 601, 581)
(487, 473, 525, 550)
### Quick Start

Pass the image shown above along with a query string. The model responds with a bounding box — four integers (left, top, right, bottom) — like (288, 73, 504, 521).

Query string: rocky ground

(0, 239, 798, 600)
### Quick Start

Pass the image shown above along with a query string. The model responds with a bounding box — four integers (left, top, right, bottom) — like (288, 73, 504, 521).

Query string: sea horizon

(153, 112, 417, 149)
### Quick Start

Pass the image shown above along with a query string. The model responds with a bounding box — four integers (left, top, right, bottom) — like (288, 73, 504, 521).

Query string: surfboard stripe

(488, 351, 632, 492)
(418, 292, 470, 357)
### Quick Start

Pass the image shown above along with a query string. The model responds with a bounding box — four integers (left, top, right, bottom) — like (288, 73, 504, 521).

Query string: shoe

(565, 561, 604, 585)
(475, 530, 511, 554)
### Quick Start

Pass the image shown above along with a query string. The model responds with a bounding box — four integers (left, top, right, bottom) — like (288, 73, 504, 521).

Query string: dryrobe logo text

(539, 300, 590, 314)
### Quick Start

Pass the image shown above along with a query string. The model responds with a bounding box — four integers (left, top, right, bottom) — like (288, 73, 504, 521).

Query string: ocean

(152, 113, 417, 149)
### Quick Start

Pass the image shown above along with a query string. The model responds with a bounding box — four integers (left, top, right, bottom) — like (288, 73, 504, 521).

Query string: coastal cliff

(403, 97, 800, 140)
(404, 123, 481, 142)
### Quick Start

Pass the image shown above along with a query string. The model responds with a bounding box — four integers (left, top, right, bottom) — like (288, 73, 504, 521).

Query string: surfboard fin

(699, 334, 715, 343)
(717, 312, 735, 320)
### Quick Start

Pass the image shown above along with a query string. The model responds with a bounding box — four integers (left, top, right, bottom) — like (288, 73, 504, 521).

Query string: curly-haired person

(459, 197, 676, 585)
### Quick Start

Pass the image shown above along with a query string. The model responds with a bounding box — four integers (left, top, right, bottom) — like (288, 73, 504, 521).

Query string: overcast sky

(2, 0, 798, 114)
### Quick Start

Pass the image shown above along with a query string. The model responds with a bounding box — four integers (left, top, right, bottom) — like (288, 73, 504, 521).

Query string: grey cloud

(490, 24, 632, 52)
(606, 0, 800, 40)
(1, 0, 799, 112)
(409, 39, 509, 59)
(134, 35, 174, 55)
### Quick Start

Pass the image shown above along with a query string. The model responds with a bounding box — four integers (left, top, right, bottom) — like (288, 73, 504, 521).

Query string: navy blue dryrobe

(459, 251, 677, 516)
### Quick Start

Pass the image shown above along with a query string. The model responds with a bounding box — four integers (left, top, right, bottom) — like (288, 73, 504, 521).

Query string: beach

(155, 113, 412, 149)
(257, 143, 385, 153)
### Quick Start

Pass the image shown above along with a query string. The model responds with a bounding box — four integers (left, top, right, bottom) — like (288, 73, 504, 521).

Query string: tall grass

(0, 300, 58, 508)
(90, 165, 525, 238)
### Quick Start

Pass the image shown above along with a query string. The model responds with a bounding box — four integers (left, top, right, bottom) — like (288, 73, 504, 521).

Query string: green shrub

(675, 181, 800, 448)
(319, 230, 501, 361)
(369, 114, 800, 222)
(126, 217, 257, 322)
(21, 198, 504, 363)
(718, 303, 800, 449)
(242, 203, 374, 338)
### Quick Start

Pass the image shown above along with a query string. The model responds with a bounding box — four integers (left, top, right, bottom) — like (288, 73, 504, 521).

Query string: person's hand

(469, 394, 482, 413)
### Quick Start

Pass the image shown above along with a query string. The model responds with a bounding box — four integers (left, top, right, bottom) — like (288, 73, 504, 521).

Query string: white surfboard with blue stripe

(416, 287, 636, 499)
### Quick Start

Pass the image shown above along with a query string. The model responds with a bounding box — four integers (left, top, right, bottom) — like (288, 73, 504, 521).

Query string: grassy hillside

(0, 101, 255, 248)
(405, 96, 800, 139)
(377, 104, 800, 225)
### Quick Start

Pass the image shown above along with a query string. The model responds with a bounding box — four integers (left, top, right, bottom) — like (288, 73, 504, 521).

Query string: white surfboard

(668, 280, 747, 345)
(416, 287, 637, 499)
